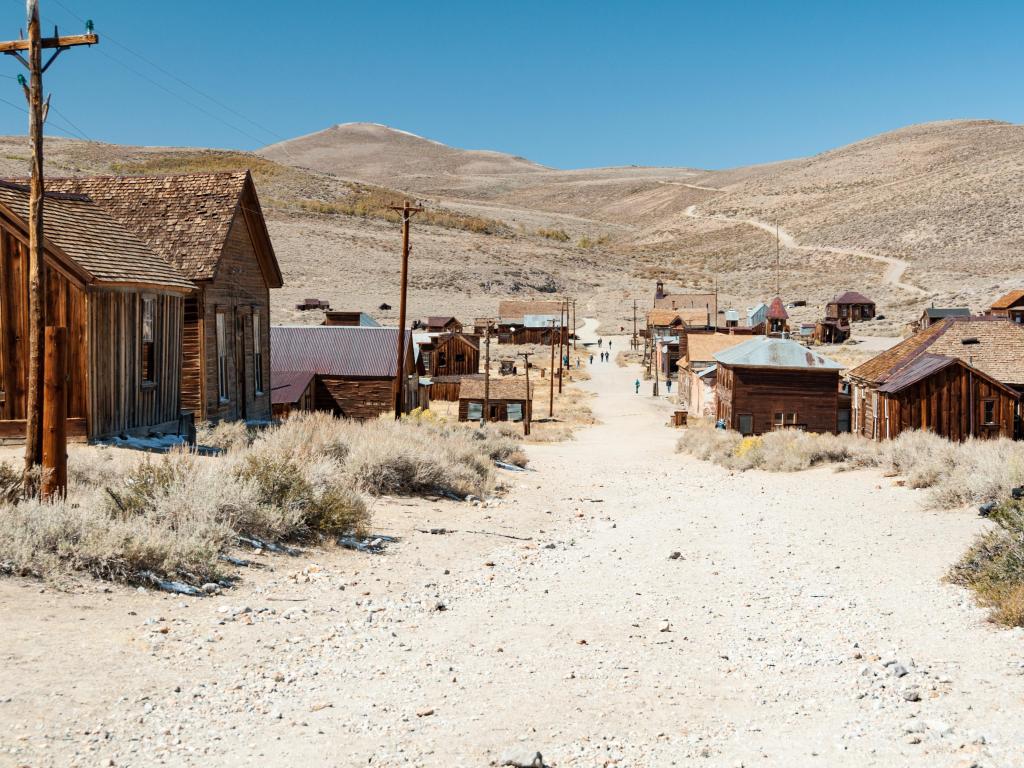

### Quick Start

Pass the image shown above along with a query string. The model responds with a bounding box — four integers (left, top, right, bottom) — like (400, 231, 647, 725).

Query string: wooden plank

(0, 33, 98, 53)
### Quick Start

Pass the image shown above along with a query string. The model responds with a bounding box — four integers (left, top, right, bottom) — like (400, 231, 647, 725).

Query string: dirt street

(3, 332, 1024, 768)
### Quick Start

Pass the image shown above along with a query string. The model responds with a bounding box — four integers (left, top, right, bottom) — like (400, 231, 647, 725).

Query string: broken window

(141, 296, 156, 384)
(983, 399, 996, 425)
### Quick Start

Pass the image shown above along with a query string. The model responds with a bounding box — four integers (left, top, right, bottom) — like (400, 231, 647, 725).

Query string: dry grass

(110, 151, 296, 186)
(950, 500, 1024, 627)
(0, 412, 524, 586)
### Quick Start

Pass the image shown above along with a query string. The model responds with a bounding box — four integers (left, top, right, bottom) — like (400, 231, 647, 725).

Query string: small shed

(989, 290, 1024, 324)
(920, 306, 970, 330)
(425, 316, 463, 333)
(826, 291, 876, 323)
(323, 311, 380, 327)
(714, 335, 843, 435)
(458, 378, 532, 423)
(814, 318, 850, 344)
(270, 371, 315, 419)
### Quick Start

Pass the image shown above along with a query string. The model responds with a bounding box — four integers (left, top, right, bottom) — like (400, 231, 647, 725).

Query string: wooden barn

(653, 281, 717, 329)
(44, 172, 283, 424)
(458, 377, 532, 423)
(0, 181, 195, 441)
(826, 291, 876, 323)
(270, 326, 423, 419)
(714, 335, 844, 435)
(425, 316, 463, 333)
(989, 290, 1024, 324)
(847, 316, 1024, 440)
(417, 332, 480, 377)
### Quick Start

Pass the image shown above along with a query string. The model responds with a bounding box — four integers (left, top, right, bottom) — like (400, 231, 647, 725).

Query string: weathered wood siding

(716, 365, 839, 435)
(311, 348, 418, 420)
(198, 213, 271, 422)
(181, 294, 204, 415)
(88, 288, 184, 439)
(458, 397, 532, 423)
(851, 367, 1018, 441)
(430, 334, 480, 377)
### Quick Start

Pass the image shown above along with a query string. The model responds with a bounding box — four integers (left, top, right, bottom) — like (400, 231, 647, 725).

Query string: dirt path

(684, 204, 926, 296)
(3, 335, 1023, 767)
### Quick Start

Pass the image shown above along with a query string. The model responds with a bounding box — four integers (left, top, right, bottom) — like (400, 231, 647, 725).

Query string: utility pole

(519, 350, 532, 436)
(558, 298, 566, 394)
(483, 319, 492, 424)
(632, 299, 638, 350)
(0, 3, 98, 493)
(389, 200, 423, 420)
(653, 337, 660, 397)
(775, 219, 781, 297)
(548, 318, 556, 418)
(571, 299, 577, 351)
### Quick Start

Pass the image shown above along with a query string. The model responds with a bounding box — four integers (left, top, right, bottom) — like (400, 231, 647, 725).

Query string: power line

(0, 92, 91, 141)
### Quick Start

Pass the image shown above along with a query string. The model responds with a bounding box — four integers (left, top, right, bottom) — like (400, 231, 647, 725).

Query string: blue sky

(0, 0, 1019, 169)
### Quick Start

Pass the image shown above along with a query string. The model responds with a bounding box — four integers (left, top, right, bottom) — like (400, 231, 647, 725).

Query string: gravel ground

(3, 332, 1024, 768)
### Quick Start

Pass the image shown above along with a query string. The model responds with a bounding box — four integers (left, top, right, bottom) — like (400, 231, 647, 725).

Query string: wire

(0, 92, 91, 141)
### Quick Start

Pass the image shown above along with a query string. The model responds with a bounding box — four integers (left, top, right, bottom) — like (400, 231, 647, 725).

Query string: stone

(500, 749, 544, 767)
(201, 583, 221, 595)
(925, 719, 953, 737)
(891, 663, 909, 678)
(669, 551, 682, 560)
(659, 620, 671, 633)
(903, 719, 926, 734)
(902, 687, 921, 702)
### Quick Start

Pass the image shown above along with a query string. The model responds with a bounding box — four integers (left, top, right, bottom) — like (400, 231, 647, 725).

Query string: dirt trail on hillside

(2, 333, 1022, 767)
(684, 204, 926, 296)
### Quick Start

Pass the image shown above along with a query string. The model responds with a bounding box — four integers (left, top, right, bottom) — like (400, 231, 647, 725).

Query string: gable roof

(991, 290, 1024, 310)
(714, 335, 843, 371)
(766, 297, 789, 320)
(685, 332, 749, 363)
(877, 353, 1020, 399)
(924, 307, 970, 320)
(498, 299, 563, 323)
(0, 181, 194, 291)
(832, 290, 874, 305)
(270, 326, 414, 378)
(849, 316, 1024, 386)
(459, 377, 532, 400)
(270, 370, 315, 405)
(647, 309, 685, 326)
(426, 316, 460, 327)
(39, 172, 282, 287)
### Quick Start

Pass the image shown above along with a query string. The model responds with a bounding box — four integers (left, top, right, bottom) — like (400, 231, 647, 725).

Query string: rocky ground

(3, 332, 1024, 767)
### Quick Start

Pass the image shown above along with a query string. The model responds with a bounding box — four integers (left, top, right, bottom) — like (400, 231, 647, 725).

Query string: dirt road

(683, 205, 926, 297)
(3, 334, 1023, 767)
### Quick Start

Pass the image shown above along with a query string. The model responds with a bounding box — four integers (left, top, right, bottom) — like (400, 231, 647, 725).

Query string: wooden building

(919, 306, 970, 330)
(323, 311, 380, 327)
(0, 181, 195, 441)
(458, 377, 532, 423)
(766, 297, 790, 335)
(269, 371, 315, 419)
(425, 316, 463, 333)
(826, 291, 876, 323)
(683, 332, 748, 370)
(989, 290, 1024, 324)
(813, 318, 850, 344)
(653, 281, 716, 329)
(417, 332, 480, 377)
(714, 336, 844, 435)
(45, 172, 283, 424)
(847, 316, 1024, 440)
(491, 300, 568, 344)
(270, 326, 423, 419)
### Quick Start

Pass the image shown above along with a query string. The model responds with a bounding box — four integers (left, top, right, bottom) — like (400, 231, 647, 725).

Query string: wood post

(483, 320, 491, 423)
(520, 351, 532, 436)
(389, 200, 422, 420)
(41, 325, 66, 500)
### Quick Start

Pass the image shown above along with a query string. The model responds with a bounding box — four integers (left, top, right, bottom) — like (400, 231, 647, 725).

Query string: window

(454, 353, 465, 363)
(437, 351, 448, 369)
(141, 296, 156, 384)
(507, 403, 523, 422)
(738, 414, 754, 436)
(466, 402, 483, 421)
(983, 399, 996, 426)
(774, 412, 785, 428)
(252, 311, 264, 395)
(216, 312, 228, 402)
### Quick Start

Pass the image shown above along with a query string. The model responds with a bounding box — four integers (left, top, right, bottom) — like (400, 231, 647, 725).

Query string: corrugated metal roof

(523, 314, 562, 328)
(714, 335, 844, 370)
(270, 370, 315, 405)
(271, 326, 413, 377)
(724, 309, 740, 322)
(766, 297, 789, 320)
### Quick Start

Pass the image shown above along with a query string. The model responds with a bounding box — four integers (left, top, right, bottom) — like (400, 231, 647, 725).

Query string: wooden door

(234, 309, 247, 420)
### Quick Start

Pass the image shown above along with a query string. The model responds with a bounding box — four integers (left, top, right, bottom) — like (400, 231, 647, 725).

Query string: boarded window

(455, 353, 465, 363)
(141, 296, 156, 384)
(253, 312, 264, 394)
(738, 414, 753, 436)
(466, 402, 483, 421)
(438, 351, 448, 368)
(507, 403, 523, 422)
(216, 312, 228, 402)
(983, 399, 996, 425)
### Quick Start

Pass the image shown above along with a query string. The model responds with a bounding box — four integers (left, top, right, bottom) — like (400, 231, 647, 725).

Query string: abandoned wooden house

(323, 311, 380, 327)
(653, 334, 686, 379)
(646, 309, 687, 339)
(919, 306, 970, 330)
(416, 332, 480, 377)
(813, 318, 850, 344)
(425, 316, 463, 333)
(44, 172, 282, 424)
(714, 335, 844, 435)
(0, 181, 195, 441)
(989, 290, 1024, 324)
(653, 281, 716, 329)
(270, 325, 424, 419)
(846, 316, 1024, 441)
(683, 332, 748, 370)
(493, 300, 568, 344)
(295, 298, 330, 311)
(765, 297, 790, 335)
(826, 291, 876, 323)
(269, 370, 315, 419)
(458, 377, 532, 423)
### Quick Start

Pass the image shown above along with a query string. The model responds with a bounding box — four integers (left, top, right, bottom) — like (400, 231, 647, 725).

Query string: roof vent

(961, 337, 980, 345)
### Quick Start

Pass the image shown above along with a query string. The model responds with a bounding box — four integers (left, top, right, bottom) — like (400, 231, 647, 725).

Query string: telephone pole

(519, 350, 532, 436)
(389, 200, 423, 420)
(558, 299, 566, 394)
(571, 299, 577, 351)
(548, 318, 556, 418)
(632, 299, 638, 350)
(0, 3, 98, 493)
(483, 319, 493, 423)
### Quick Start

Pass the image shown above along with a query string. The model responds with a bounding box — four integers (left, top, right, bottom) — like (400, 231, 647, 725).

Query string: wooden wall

(311, 348, 419, 420)
(181, 294, 204, 415)
(851, 366, 1018, 441)
(717, 365, 839, 435)
(88, 288, 184, 439)
(198, 214, 272, 423)
(458, 397, 532, 423)
(431, 334, 480, 377)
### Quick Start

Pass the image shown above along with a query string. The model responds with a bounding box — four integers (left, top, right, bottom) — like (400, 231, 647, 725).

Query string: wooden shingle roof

(849, 317, 1024, 387)
(39, 172, 282, 286)
(498, 299, 563, 323)
(831, 290, 875, 305)
(459, 377, 532, 400)
(0, 182, 194, 291)
(991, 290, 1024, 310)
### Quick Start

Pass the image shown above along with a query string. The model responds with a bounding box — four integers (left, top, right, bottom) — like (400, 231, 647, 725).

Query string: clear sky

(0, 0, 1020, 170)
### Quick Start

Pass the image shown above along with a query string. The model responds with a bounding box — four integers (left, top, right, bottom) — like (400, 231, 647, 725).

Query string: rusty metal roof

(991, 290, 1024, 310)
(831, 290, 875, 305)
(270, 370, 315, 405)
(878, 353, 1020, 398)
(0, 181, 194, 291)
(714, 335, 843, 370)
(271, 326, 413, 377)
(766, 297, 789, 320)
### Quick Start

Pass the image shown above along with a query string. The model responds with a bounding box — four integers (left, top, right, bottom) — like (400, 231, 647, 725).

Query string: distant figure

(635, 379, 640, 394)
(589, 354, 594, 365)
(666, 380, 672, 393)
(598, 338, 603, 348)
(608, 341, 613, 350)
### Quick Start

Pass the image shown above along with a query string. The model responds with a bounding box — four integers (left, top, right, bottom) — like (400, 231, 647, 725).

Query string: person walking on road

(666, 379, 672, 393)
(598, 338, 603, 348)
(634, 379, 640, 394)
(589, 354, 594, 365)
